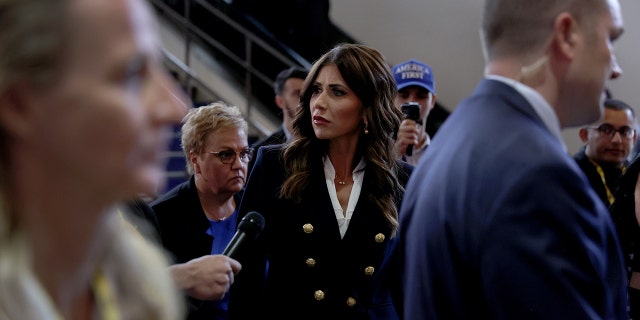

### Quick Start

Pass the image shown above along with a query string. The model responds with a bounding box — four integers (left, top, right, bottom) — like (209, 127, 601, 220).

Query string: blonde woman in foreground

(0, 0, 189, 318)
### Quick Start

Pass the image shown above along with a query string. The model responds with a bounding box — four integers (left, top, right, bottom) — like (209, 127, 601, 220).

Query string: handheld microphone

(222, 211, 265, 260)
(401, 102, 421, 156)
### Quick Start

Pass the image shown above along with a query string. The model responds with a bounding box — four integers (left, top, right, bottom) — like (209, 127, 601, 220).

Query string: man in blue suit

(399, 0, 629, 319)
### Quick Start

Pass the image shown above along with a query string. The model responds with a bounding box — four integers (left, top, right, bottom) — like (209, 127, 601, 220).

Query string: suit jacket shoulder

(251, 127, 286, 150)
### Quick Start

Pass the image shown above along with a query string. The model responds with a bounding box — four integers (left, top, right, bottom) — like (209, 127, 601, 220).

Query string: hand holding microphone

(168, 211, 264, 302)
(170, 255, 242, 301)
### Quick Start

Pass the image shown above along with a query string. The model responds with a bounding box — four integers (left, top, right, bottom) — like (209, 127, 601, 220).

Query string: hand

(395, 119, 420, 157)
(169, 255, 242, 301)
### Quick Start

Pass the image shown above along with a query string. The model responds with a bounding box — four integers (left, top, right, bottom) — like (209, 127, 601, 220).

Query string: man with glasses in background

(574, 98, 637, 209)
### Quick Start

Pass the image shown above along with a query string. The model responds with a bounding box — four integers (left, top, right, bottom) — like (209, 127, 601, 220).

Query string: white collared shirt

(323, 156, 366, 238)
(485, 74, 567, 152)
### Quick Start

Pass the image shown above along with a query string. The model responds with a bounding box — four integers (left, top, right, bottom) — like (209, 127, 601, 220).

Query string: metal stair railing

(148, 0, 311, 138)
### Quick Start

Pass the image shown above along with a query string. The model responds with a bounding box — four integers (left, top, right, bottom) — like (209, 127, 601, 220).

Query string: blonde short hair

(180, 101, 248, 174)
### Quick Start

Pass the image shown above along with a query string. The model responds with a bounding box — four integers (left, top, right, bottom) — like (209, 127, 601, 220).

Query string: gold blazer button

(306, 258, 316, 267)
(303, 223, 314, 234)
(364, 266, 375, 276)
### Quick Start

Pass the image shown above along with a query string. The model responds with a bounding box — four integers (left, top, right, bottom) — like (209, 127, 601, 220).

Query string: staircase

(147, 0, 316, 194)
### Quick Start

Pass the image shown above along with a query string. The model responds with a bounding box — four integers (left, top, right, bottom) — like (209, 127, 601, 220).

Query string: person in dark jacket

(610, 154, 640, 319)
(248, 66, 308, 172)
(574, 98, 636, 208)
(151, 102, 247, 320)
(229, 43, 412, 320)
(398, 0, 628, 318)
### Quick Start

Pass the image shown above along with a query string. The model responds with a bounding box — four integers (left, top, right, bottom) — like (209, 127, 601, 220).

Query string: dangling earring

(363, 121, 369, 135)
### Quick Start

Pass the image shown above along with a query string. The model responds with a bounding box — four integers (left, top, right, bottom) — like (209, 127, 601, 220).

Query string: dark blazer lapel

(302, 169, 344, 242)
(342, 168, 387, 243)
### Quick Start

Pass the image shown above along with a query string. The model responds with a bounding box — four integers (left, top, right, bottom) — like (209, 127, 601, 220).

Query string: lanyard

(589, 158, 625, 206)
(93, 270, 121, 320)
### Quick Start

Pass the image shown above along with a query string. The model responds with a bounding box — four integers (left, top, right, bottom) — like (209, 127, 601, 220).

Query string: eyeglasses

(206, 148, 254, 164)
(588, 123, 635, 139)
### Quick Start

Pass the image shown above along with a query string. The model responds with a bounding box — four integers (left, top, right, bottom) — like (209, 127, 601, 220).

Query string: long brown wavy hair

(280, 43, 406, 234)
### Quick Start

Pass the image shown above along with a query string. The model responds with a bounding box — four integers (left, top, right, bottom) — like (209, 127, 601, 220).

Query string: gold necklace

(215, 212, 230, 221)
(335, 174, 352, 185)
(205, 199, 236, 221)
(207, 209, 232, 221)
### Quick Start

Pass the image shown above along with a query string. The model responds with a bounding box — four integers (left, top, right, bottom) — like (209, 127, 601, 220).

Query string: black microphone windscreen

(221, 211, 265, 259)
(238, 211, 265, 238)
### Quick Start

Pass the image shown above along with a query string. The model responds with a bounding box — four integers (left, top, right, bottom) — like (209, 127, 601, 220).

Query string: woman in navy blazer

(228, 43, 412, 320)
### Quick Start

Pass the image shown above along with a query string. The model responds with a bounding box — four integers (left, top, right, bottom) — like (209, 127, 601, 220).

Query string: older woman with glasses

(150, 101, 249, 320)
